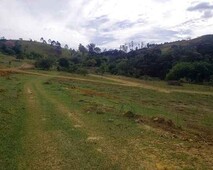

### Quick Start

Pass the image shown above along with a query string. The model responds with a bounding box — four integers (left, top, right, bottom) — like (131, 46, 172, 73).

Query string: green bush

(166, 62, 213, 83)
(76, 68, 88, 76)
(35, 58, 54, 70)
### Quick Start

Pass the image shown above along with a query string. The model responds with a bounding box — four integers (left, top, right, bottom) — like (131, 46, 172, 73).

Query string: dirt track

(1, 68, 213, 96)
(20, 77, 212, 169)
(1, 68, 212, 169)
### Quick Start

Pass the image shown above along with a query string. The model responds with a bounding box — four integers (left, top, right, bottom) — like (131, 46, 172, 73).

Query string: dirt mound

(123, 111, 177, 133)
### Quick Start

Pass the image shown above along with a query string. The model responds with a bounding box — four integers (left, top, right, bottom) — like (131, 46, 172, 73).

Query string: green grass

(47, 76, 213, 129)
(32, 80, 117, 169)
(0, 53, 34, 68)
(0, 71, 212, 169)
(0, 75, 27, 169)
(20, 40, 71, 58)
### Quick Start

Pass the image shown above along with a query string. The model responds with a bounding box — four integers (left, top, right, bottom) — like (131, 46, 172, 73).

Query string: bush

(58, 58, 69, 68)
(76, 68, 88, 76)
(35, 58, 54, 70)
(166, 62, 213, 83)
(27, 52, 43, 60)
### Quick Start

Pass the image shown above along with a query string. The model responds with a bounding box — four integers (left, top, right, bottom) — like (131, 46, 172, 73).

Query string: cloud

(187, 2, 213, 19)
(82, 15, 109, 30)
(113, 20, 136, 29)
(187, 2, 213, 11)
(129, 28, 180, 44)
(203, 10, 213, 18)
(0, 0, 213, 49)
(91, 34, 117, 46)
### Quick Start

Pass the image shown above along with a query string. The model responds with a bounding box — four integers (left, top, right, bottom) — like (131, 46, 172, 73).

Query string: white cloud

(0, 0, 213, 49)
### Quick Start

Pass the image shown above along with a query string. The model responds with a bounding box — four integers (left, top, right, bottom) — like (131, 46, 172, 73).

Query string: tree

(87, 43, 96, 53)
(13, 41, 22, 56)
(94, 47, 101, 53)
(76, 68, 88, 76)
(51, 40, 56, 46)
(58, 58, 69, 68)
(166, 62, 213, 82)
(48, 39, 51, 44)
(64, 44, 69, 49)
(120, 44, 128, 53)
(96, 64, 107, 75)
(85, 58, 97, 67)
(35, 58, 53, 70)
(56, 41, 61, 47)
(40, 37, 44, 42)
(78, 44, 88, 54)
(0, 36, 6, 40)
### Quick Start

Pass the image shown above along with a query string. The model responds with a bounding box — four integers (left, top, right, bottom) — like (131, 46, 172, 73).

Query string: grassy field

(0, 67, 213, 169)
(0, 53, 34, 69)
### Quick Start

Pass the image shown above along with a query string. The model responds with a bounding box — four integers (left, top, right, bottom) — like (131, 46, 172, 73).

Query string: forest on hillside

(0, 35, 213, 84)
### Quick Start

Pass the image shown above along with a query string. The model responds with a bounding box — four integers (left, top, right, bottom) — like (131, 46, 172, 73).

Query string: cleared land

(0, 67, 213, 170)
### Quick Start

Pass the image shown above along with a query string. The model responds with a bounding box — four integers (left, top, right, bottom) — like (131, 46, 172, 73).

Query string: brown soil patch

(73, 124, 82, 128)
(0, 70, 14, 76)
(87, 136, 103, 142)
(83, 102, 115, 115)
(19, 63, 35, 70)
(76, 87, 120, 99)
(135, 115, 177, 133)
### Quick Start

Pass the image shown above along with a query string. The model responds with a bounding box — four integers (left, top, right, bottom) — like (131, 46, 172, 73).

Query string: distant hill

(0, 35, 213, 83)
(0, 39, 72, 59)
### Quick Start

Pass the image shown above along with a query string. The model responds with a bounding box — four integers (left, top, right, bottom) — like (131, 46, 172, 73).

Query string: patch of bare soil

(83, 102, 115, 115)
(77, 88, 119, 99)
(0, 70, 14, 76)
(124, 112, 213, 169)
(19, 63, 35, 70)
(91, 75, 213, 96)
(86, 136, 103, 144)
(124, 111, 177, 132)
(124, 111, 212, 145)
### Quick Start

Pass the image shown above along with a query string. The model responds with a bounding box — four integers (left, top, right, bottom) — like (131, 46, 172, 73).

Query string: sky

(0, 0, 213, 49)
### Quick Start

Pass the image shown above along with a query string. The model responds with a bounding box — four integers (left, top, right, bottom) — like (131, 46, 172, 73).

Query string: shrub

(166, 62, 213, 83)
(35, 58, 54, 70)
(76, 68, 88, 76)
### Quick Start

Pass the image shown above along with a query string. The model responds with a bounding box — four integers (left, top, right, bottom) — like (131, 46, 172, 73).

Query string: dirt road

(1, 68, 213, 96)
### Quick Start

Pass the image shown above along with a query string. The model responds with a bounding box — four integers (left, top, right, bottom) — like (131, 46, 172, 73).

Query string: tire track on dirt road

(19, 82, 63, 170)
(32, 78, 123, 169)
(91, 75, 213, 95)
(4, 68, 213, 96)
(33, 78, 185, 170)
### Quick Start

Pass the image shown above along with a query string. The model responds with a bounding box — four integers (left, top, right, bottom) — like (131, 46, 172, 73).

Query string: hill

(0, 35, 213, 83)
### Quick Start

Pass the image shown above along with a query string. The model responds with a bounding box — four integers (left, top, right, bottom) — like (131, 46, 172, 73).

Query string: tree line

(0, 35, 213, 84)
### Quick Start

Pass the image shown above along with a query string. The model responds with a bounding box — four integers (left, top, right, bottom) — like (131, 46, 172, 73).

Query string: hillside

(0, 35, 213, 83)
(0, 39, 72, 59)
